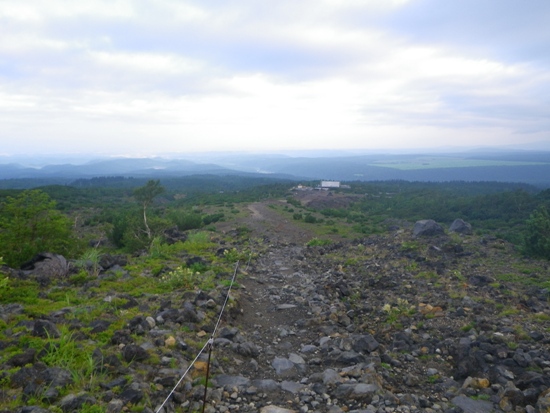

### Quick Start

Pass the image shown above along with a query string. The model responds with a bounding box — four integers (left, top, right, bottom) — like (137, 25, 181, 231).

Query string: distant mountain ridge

(1, 150, 550, 188)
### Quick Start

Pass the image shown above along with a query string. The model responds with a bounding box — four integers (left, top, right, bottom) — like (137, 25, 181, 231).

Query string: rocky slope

(1, 200, 550, 413)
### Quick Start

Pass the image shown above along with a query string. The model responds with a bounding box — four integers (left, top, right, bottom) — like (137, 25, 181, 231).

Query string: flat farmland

(370, 157, 548, 170)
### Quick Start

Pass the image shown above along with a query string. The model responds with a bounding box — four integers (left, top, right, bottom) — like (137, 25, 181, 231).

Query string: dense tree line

(1, 178, 550, 268)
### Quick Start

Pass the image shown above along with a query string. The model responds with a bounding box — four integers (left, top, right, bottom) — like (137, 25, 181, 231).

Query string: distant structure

(293, 181, 347, 191)
(320, 181, 341, 189)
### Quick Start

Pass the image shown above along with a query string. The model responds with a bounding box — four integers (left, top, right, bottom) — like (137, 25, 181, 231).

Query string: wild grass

(74, 248, 102, 277)
(159, 266, 215, 291)
(306, 238, 333, 247)
(382, 298, 416, 327)
(182, 231, 216, 254)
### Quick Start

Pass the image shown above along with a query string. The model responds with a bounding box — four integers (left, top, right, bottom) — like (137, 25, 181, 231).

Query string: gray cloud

(379, 0, 550, 64)
(0, 0, 548, 154)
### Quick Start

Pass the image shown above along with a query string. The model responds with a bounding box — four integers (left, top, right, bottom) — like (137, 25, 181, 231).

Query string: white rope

(155, 261, 240, 413)
(211, 261, 239, 338)
(155, 338, 211, 413)
(244, 251, 253, 272)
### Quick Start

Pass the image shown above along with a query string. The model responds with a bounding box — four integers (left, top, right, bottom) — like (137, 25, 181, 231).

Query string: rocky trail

(202, 200, 550, 413)
(2, 198, 550, 413)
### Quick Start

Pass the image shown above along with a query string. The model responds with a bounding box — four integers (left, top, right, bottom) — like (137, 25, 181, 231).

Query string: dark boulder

(127, 316, 151, 335)
(99, 254, 128, 270)
(20, 253, 70, 280)
(11, 365, 73, 402)
(352, 334, 380, 354)
(111, 330, 133, 345)
(119, 387, 143, 405)
(7, 348, 36, 367)
(164, 226, 187, 245)
(59, 393, 96, 413)
(89, 319, 112, 334)
(449, 219, 473, 235)
(122, 344, 149, 362)
(33, 319, 60, 338)
(413, 220, 445, 237)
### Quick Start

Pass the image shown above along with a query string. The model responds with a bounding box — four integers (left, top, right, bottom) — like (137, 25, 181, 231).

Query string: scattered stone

(89, 319, 111, 334)
(277, 304, 297, 310)
(122, 344, 150, 362)
(7, 348, 36, 367)
(272, 357, 297, 376)
(59, 393, 97, 412)
(351, 334, 379, 353)
(281, 380, 305, 394)
(413, 220, 445, 237)
(33, 319, 60, 338)
(449, 219, 473, 235)
(260, 407, 296, 413)
(215, 375, 251, 388)
(106, 399, 124, 413)
(3, 206, 550, 413)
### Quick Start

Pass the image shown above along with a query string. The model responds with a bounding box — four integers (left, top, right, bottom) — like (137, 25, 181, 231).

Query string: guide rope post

(201, 338, 214, 413)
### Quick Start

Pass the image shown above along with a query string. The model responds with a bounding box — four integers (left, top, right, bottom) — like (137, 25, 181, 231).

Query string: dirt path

(239, 199, 317, 342)
(218, 200, 325, 391)
(235, 200, 314, 245)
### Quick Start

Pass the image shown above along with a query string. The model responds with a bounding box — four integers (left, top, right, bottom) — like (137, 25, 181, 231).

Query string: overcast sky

(1, 0, 549, 156)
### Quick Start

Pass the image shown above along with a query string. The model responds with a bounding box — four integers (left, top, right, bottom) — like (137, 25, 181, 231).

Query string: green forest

(1, 177, 550, 269)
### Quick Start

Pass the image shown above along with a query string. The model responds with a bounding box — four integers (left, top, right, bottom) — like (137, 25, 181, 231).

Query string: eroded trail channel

(208, 201, 386, 413)
(216, 242, 359, 413)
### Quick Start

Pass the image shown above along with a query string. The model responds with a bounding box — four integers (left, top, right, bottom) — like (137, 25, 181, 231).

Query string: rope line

(155, 261, 241, 413)
(211, 261, 239, 338)
(244, 251, 253, 272)
(155, 338, 211, 413)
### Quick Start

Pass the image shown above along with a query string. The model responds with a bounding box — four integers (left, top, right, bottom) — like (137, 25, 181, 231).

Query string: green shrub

(203, 212, 225, 225)
(0, 190, 77, 267)
(223, 247, 250, 263)
(304, 214, 317, 223)
(183, 232, 215, 254)
(286, 197, 302, 208)
(306, 238, 332, 247)
(523, 205, 550, 259)
(74, 249, 102, 277)
(0, 273, 9, 302)
(168, 210, 203, 231)
(69, 270, 92, 286)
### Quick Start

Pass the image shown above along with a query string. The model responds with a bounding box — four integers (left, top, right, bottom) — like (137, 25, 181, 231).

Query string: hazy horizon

(2, 141, 550, 168)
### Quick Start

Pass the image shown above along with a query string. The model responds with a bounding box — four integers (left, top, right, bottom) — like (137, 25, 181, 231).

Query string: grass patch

(415, 271, 438, 280)
(0, 278, 40, 305)
(182, 232, 216, 254)
(306, 238, 333, 247)
(159, 267, 215, 291)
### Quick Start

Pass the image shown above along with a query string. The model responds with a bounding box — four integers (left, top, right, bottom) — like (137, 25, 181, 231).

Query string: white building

(320, 181, 340, 189)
